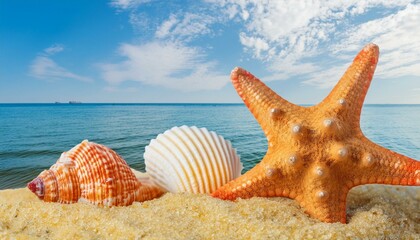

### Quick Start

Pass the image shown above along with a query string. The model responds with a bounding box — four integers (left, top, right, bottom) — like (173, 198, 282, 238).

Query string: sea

(0, 103, 419, 190)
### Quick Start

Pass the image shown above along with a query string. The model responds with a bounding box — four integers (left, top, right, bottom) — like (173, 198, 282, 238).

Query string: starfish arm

(317, 44, 379, 126)
(231, 67, 301, 134)
(212, 161, 300, 200)
(299, 186, 349, 224)
(349, 138, 420, 187)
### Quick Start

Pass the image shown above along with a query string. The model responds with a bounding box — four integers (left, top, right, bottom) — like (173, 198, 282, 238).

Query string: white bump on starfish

(364, 153, 374, 166)
(288, 155, 298, 165)
(270, 108, 282, 118)
(323, 119, 333, 127)
(338, 147, 348, 157)
(315, 166, 324, 176)
(246, 180, 252, 186)
(265, 167, 275, 177)
(292, 124, 301, 134)
(317, 191, 327, 198)
(338, 99, 346, 105)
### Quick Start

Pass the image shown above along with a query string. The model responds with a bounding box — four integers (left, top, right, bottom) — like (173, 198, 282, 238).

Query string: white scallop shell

(144, 126, 242, 194)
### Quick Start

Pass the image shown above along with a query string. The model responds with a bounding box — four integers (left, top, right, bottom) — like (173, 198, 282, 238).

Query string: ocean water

(0, 103, 419, 189)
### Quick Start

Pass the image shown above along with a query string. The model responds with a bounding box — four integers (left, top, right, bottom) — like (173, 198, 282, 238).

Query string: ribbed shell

(144, 126, 242, 194)
(30, 140, 142, 206)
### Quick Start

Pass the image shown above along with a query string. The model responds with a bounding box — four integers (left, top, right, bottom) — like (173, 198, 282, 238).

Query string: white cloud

(108, 0, 419, 91)
(44, 44, 64, 55)
(155, 14, 179, 39)
(208, 0, 419, 88)
(128, 11, 150, 33)
(155, 13, 217, 42)
(29, 45, 92, 82)
(111, 0, 222, 43)
(305, 3, 420, 88)
(100, 42, 229, 91)
(107, 1, 228, 91)
(332, 4, 420, 79)
(110, 0, 152, 10)
(239, 33, 269, 59)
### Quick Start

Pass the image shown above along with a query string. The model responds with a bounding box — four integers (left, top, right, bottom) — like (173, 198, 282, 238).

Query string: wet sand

(0, 185, 419, 239)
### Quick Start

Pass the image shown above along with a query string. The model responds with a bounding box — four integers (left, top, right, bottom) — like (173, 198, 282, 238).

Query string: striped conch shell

(144, 126, 243, 194)
(27, 140, 164, 206)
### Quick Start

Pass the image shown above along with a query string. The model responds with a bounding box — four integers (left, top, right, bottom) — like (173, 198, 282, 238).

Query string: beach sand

(0, 185, 419, 239)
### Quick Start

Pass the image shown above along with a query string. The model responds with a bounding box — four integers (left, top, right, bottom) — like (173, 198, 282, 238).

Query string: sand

(0, 185, 419, 240)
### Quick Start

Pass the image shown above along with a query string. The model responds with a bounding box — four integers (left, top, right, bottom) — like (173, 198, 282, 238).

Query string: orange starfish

(212, 43, 420, 223)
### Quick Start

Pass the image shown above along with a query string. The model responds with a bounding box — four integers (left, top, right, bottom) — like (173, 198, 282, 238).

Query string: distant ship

(69, 101, 82, 104)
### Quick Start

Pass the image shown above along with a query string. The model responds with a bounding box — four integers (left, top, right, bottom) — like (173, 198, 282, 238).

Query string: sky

(0, 0, 419, 104)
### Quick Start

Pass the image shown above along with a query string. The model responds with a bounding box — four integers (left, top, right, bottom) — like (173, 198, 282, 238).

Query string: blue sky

(1, 0, 419, 103)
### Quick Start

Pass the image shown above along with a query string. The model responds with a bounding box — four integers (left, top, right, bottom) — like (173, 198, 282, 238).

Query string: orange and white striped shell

(27, 140, 164, 206)
(144, 126, 243, 194)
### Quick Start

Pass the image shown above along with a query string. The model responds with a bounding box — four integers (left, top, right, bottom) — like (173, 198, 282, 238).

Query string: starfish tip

(363, 43, 379, 55)
(231, 67, 245, 80)
(365, 42, 378, 48)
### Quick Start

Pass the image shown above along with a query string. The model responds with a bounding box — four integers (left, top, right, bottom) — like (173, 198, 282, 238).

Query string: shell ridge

(164, 128, 197, 193)
(172, 126, 204, 193)
(42, 169, 59, 201)
(228, 140, 243, 177)
(71, 141, 96, 204)
(61, 145, 85, 203)
(155, 133, 185, 191)
(206, 130, 228, 191)
(190, 127, 218, 192)
(94, 142, 139, 206)
(181, 125, 215, 193)
(185, 126, 216, 193)
(216, 134, 236, 183)
(80, 142, 100, 205)
(146, 135, 189, 192)
(144, 145, 175, 191)
(106, 145, 135, 206)
(92, 144, 111, 205)
(144, 141, 168, 188)
(97, 144, 119, 206)
(82, 142, 102, 205)
(216, 135, 238, 188)
(179, 126, 214, 193)
(179, 126, 213, 193)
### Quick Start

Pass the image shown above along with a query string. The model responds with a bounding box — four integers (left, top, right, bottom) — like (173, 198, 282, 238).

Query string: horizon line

(1, 102, 420, 106)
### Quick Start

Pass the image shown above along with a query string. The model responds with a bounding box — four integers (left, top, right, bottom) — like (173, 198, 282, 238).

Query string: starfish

(212, 43, 420, 223)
